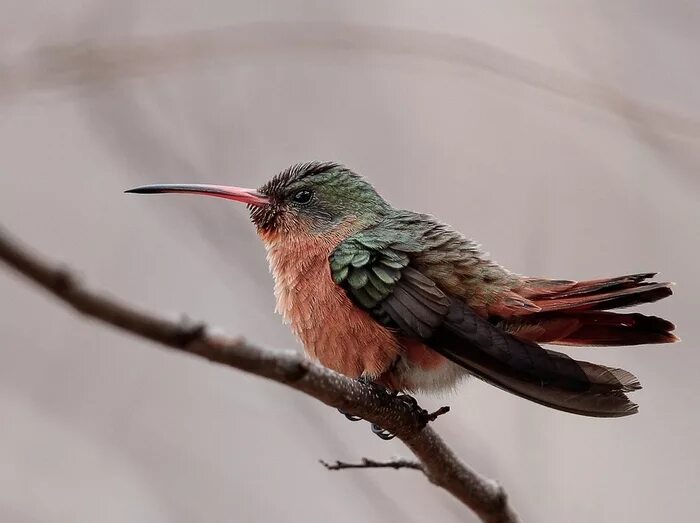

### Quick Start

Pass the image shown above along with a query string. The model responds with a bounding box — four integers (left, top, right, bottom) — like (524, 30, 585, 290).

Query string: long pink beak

(125, 183, 268, 207)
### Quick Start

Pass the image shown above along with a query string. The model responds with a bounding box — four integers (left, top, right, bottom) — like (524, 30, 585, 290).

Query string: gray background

(1, 2, 698, 522)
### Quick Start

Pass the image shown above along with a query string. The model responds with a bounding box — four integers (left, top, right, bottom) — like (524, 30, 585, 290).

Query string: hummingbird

(126, 161, 677, 419)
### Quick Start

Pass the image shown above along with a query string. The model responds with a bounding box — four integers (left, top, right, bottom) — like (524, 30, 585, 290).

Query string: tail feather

(522, 273, 657, 299)
(554, 312, 678, 346)
(511, 273, 676, 347)
(505, 311, 678, 346)
(555, 273, 656, 297)
(530, 281, 673, 312)
(579, 285, 673, 312)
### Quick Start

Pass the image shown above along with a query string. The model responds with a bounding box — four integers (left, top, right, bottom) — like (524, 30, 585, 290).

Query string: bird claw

(357, 376, 393, 398)
(371, 423, 396, 440)
(339, 379, 419, 440)
(338, 409, 394, 439)
(338, 408, 363, 421)
(396, 393, 418, 408)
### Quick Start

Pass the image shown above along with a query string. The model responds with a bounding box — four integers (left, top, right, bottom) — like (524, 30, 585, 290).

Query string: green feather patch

(367, 270, 392, 294)
(372, 265, 400, 285)
(347, 267, 370, 289)
(351, 286, 378, 309)
(356, 236, 389, 250)
(350, 251, 372, 267)
(379, 257, 406, 269)
(332, 265, 349, 284)
(331, 251, 355, 267)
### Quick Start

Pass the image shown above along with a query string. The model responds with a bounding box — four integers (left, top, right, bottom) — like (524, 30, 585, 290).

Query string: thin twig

(427, 405, 451, 421)
(320, 458, 423, 471)
(0, 226, 520, 523)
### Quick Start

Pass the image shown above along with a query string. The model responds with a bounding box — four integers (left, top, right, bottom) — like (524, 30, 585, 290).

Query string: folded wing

(330, 234, 642, 417)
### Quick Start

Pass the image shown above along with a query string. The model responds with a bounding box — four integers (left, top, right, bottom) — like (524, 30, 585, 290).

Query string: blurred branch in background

(0, 226, 520, 523)
(2, 21, 699, 141)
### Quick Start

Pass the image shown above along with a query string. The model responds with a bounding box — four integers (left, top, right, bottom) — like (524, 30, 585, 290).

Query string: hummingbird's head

(252, 161, 389, 236)
(125, 161, 390, 240)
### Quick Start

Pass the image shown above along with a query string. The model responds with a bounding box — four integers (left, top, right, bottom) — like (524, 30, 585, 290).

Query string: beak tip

(125, 186, 159, 195)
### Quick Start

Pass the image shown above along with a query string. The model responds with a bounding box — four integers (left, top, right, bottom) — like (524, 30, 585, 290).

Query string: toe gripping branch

(339, 381, 451, 440)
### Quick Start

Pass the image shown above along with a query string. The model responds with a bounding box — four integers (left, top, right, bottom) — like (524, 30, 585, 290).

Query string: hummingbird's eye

(291, 189, 313, 205)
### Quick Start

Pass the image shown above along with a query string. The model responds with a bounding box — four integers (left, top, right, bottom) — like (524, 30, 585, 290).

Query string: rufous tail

(510, 273, 677, 346)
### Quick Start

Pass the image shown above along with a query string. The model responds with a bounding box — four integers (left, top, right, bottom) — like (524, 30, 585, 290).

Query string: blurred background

(1, 1, 699, 522)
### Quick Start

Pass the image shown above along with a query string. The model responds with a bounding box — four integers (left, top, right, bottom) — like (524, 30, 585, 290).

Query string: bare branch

(320, 458, 423, 471)
(0, 226, 520, 523)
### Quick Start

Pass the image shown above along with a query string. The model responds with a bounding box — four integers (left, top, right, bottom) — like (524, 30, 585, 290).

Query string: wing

(330, 237, 449, 338)
(330, 227, 640, 417)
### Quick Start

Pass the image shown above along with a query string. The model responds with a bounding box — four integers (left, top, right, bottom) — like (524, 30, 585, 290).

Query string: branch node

(52, 266, 76, 294)
(175, 318, 207, 347)
(286, 357, 311, 382)
(492, 482, 509, 511)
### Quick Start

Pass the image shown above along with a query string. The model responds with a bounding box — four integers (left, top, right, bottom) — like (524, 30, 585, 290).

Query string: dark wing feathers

(330, 229, 640, 417)
(400, 269, 451, 316)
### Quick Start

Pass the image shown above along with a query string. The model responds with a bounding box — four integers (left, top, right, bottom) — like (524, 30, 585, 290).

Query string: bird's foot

(338, 408, 363, 422)
(370, 423, 396, 440)
(357, 375, 395, 398)
(339, 379, 439, 440)
(395, 392, 418, 408)
(335, 378, 394, 439)
(337, 376, 385, 422)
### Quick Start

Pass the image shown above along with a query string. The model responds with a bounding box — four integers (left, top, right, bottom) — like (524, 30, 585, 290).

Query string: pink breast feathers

(261, 229, 401, 379)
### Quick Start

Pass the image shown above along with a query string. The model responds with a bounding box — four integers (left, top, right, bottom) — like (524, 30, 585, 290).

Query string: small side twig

(426, 405, 451, 422)
(320, 458, 423, 472)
